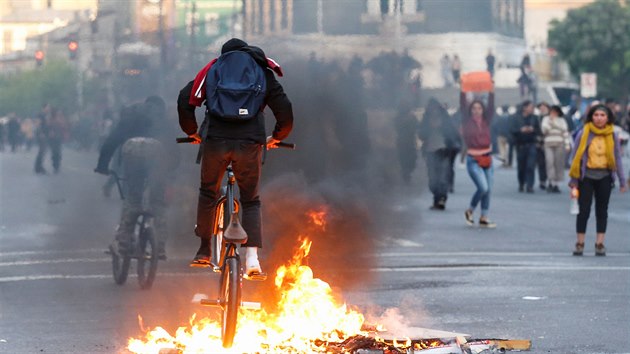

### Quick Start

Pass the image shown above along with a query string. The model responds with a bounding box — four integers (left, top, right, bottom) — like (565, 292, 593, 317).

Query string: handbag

(473, 154, 492, 168)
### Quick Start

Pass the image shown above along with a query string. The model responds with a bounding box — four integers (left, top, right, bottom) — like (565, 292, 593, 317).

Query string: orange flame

(127, 209, 368, 353)
(307, 208, 328, 230)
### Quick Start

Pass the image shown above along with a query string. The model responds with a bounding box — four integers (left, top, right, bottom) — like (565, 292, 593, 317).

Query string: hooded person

(418, 98, 462, 209)
(177, 38, 294, 277)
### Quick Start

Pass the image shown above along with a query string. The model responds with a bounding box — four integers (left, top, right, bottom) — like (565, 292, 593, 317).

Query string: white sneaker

(245, 256, 262, 276)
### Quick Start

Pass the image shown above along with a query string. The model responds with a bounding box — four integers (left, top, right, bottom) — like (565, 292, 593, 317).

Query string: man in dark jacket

(418, 98, 461, 210)
(511, 100, 541, 193)
(95, 96, 174, 258)
(177, 38, 293, 277)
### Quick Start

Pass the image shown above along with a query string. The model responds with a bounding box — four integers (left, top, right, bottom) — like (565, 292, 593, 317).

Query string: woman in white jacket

(541, 105, 571, 192)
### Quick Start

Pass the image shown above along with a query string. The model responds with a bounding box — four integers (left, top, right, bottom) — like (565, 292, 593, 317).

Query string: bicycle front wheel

(137, 227, 158, 289)
(220, 256, 241, 348)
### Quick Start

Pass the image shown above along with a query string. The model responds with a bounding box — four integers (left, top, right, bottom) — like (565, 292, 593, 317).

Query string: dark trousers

(516, 143, 537, 188)
(116, 156, 166, 245)
(536, 146, 547, 185)
(196, 138, 263, 248)
(577, 176, 612, 233)
(425, 149, 451, 203)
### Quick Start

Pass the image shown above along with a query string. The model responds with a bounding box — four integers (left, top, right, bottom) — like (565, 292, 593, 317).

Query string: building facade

(241, 0, 526, 87)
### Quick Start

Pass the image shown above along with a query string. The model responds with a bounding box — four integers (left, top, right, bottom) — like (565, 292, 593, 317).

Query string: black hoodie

(177, 40, 293, 144)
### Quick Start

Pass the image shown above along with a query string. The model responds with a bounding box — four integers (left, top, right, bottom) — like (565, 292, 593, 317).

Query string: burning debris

(127, 209, 530, 354)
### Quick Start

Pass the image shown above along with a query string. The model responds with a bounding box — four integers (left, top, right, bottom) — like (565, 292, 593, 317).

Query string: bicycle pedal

(240, 301, 261, 310)
(189, 261, 211, 268)
(243, 272, 267, 282)
(200, 298, 222, 307)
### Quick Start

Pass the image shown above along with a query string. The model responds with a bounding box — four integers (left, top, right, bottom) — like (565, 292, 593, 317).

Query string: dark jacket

(96, 102, 172, 172)
(418, 98, 461, 153)
(511, 113, 541, 145)
(177, 46, 293, 144)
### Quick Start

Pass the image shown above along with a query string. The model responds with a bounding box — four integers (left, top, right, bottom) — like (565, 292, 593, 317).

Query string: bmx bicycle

(106, 171, 161, 290)
(176, 136, 294, 348)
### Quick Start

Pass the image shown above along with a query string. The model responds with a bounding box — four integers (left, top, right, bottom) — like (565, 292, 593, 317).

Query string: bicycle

(106, 171, 161, 290)
(176, 136, 294, 348)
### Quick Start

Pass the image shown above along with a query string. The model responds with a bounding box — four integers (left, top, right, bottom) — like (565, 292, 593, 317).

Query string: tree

(548, 0, 630, 100)
(0, 60, 78, 117)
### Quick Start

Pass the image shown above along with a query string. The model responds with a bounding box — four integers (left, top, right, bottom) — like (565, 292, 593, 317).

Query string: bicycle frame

(211, 166, 241, 271)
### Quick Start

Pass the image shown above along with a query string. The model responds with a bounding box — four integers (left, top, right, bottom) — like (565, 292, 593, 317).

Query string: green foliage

(0, 60, 78, 117)
(548, 0, 630, 97)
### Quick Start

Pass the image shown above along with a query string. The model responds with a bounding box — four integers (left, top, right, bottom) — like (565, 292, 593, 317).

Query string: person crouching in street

(568, 104, 626, 256)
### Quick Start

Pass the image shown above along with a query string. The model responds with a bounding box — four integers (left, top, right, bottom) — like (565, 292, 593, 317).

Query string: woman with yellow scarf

(568, 104, 626, 256)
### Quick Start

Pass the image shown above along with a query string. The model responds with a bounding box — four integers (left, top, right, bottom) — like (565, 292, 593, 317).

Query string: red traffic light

(35, 50, 45, 60)
(68, 40, 78, 51)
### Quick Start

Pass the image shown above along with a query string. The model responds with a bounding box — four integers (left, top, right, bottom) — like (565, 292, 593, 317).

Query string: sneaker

(595, 243, 606, 256)
(526, 187, 534, 193)
(518, 185, 524, 193)
(553, 186, 561, 194)
(478, 218, 497, 228)
(464, 209, 474, 226)
(190, 240, 210, 267)
(157, 242, 167, 261)
(540, 183, 546, 190)
(245, 256, 262, 276)
(572, 242, 584, 256)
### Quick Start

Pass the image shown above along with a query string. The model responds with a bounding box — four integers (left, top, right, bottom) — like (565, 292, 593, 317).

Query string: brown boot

(572, 242, 584, 256)
(595, 243, 606, 256)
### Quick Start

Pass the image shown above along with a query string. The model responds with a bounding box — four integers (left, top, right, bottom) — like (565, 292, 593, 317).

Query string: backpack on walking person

(205, 50, 267, 122)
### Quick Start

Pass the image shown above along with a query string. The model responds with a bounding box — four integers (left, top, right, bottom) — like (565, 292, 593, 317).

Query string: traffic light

(68, 40, 78, 60)
(35, 50, 44, 67)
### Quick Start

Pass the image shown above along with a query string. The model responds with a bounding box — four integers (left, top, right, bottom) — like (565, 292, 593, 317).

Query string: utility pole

(158, 0, 166, 97)
(190, 0, 196, 68)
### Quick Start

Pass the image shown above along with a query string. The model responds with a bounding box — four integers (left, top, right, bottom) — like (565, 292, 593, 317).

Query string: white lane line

(372, 266, 630, 272)
(0, 272, 206, 283)
(2, 266, 629, 283)
(0, 248, 106, 257)
(0, 258, 110, 267)
(378, 252, 630, 257)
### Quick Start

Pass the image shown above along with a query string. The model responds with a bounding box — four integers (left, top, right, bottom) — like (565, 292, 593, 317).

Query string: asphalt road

(1, 147, 629, 354)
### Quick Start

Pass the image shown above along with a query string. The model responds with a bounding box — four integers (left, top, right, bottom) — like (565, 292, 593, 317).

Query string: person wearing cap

(177, 38, 294, 276)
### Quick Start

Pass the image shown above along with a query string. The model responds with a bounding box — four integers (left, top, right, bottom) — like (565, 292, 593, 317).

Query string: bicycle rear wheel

(111, 246, 131, 285)
(220, 256, 241, 348)
(137, 227, 159, 289)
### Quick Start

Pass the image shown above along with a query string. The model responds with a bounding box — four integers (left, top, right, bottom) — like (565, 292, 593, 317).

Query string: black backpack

(205, 50, 267, 121)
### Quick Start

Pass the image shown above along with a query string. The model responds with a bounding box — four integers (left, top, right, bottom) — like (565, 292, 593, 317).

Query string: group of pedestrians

(0, 113, 37, 153)
(409, 86, 629, 256)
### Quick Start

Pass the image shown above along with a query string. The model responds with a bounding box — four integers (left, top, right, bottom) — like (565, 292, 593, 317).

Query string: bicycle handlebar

(176, 137, 296, 150)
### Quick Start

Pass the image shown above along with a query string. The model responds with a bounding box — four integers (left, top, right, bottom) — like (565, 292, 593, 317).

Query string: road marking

(0, 248, 106, 257)
(372, 265, 630, 272)
(0, 272, 205, 283)
(378, 251, 630, 257)
(0, 258, 110, 267)
(2, 265, 629, 283)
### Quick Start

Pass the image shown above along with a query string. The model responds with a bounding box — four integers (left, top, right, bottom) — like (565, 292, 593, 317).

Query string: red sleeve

(188, 58, 217, 106)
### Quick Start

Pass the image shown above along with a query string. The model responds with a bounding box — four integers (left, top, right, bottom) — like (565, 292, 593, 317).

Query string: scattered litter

(522, 296, 544, 301)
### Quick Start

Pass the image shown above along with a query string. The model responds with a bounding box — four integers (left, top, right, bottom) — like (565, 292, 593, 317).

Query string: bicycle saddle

(224, 213, 248, 244)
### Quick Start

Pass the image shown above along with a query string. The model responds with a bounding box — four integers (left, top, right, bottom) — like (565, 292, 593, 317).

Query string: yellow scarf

(569, 122, 616, 179)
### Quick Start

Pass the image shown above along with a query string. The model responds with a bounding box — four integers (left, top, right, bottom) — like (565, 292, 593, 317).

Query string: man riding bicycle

(177, 38, 293, 276)
(95, 96, 176, 258)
